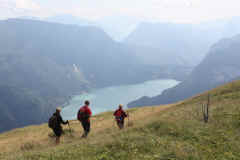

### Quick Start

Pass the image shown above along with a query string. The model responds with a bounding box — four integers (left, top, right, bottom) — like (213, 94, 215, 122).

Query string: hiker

(113, 104, 128, 129)
(77, 100, 92, 138)
(48, 107, 69, 144)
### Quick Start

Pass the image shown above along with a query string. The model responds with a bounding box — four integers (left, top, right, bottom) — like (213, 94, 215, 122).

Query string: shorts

(53, 128, 62, 137)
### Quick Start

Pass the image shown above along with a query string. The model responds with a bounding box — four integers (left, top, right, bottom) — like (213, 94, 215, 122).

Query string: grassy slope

(1, 80, 240, 160)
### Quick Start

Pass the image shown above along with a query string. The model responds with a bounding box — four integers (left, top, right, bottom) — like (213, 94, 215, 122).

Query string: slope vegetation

(1, 80, 240, 159)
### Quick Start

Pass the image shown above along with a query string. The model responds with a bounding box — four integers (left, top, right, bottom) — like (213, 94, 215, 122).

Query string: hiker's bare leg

(56, 137, 60, 144)
(117, 122, 122, 129)
(81, 120, 90, 138)
(119, 123, 123, 129)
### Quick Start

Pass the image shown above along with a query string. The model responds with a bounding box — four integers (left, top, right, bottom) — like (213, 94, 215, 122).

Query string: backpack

(78, 108, 89, 121)
(115, 109, 127, 118)
(48, 114, 58, 129)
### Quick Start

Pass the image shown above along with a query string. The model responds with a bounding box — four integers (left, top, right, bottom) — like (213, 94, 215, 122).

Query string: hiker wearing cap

(77, 100, 92, 138)
(48, 107, 69, 144)
(114, 104, 128, 129)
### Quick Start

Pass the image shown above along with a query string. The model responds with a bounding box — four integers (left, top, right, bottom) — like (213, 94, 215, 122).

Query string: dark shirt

(54, 112, 68, 129)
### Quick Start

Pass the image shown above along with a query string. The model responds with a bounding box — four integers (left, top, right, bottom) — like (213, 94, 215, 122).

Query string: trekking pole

(113, 118, 115, 128)
(127, 111, 130, 127)
(68, 121, 73, 135)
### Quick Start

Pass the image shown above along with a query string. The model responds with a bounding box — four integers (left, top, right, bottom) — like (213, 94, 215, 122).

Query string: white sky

(0, 0, 240, 23)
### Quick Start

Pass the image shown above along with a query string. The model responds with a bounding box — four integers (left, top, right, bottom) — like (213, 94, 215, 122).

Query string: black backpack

(48, 114, 57, 129)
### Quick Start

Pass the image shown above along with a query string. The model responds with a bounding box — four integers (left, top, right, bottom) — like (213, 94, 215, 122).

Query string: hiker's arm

(60, 116, 68, 125)
(124, 112, 128, 117)
(87, 108, 92, 117)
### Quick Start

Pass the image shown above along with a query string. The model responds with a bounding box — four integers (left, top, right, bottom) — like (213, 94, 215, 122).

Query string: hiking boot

(81, 132, 88, 138)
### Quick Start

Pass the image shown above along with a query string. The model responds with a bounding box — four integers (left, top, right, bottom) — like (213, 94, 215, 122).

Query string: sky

(0, 0, 240, 23)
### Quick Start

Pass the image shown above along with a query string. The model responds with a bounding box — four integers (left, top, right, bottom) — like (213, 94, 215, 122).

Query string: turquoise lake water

(62, 79, 179, 120)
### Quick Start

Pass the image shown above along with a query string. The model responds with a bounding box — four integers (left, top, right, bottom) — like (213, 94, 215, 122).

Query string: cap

(56, 107, 62, 112)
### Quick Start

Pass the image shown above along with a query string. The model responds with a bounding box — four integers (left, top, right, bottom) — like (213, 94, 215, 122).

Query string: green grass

(1, 80, 240, 160)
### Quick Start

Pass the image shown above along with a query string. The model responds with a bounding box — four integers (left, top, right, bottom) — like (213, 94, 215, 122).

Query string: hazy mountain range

(42, 15, 240, 66)
(45, 14, 139, 42)
(125, 22, 212, 66)
(125, 17, 240, 66)
(0, 18, 189, 132)
(128, 34, 240, 107)
(45, 14, 95, 26)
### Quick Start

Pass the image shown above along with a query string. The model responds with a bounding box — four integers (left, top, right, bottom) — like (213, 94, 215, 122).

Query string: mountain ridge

(128, 34, 240, 108)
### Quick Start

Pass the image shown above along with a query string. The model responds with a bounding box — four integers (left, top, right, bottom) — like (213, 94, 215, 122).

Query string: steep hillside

(0, 86, 45, 132)
(0, 18, 143, 88)
(1, 80, 240, 159)
(128, 34, 240, 108)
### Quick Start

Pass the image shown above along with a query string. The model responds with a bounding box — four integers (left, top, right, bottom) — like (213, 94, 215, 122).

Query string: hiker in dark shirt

(50, 107, 69, 144)
(114, 104, 128, 129)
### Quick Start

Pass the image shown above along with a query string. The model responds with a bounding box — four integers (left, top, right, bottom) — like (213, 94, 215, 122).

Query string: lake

(62, 79, 179, 120)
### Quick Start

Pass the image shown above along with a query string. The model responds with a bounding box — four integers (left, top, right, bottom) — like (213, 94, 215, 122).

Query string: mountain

(0, 86, 45, 132)
(0, 19, 144, 132)
(97, 15, 139, 41)
(44, 15, 211, 64)
(1, 18, 154, 88)
(41, 16, 240, 68)
(128, 34, 240, 107)
(125, 22, 212, 66)
(1, 79, 240, 159)
(125, 18, 240, 66)
(0, 18, 190, 132)
(45, 14, 139, 41)
(126, 44, 188, 66)
(18, 16, 42, 21)
(45, 14, 95, 26)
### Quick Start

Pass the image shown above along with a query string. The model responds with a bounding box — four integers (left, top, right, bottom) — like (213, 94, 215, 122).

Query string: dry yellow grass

(0, 104, 174, 154)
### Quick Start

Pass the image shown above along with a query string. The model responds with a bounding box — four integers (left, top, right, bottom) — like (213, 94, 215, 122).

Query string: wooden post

(202, 94, 210, 123)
